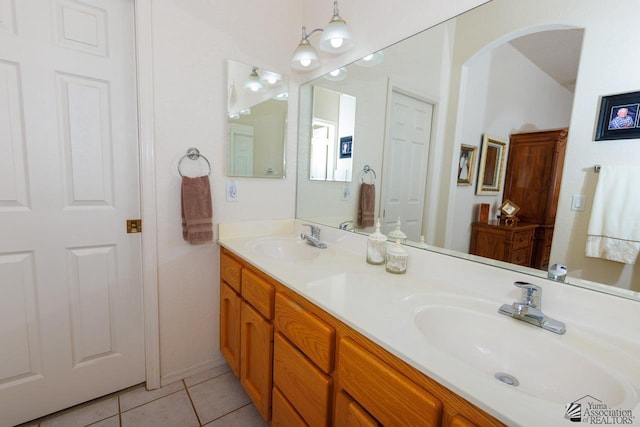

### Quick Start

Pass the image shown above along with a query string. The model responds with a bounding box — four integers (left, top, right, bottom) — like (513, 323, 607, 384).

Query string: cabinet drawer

(512, 230, 531, 249)
(273, 333, 332, 427)
(272, 386, 307, 427)
(509, 247, 530, 266)
(220, 251, 242, 292)
(242, 269, 275, 319)
(450, 414, 479, 427)
(335, 391, 380, 426)
(338, 337, 442, 426)
(274, 293, 335, 373)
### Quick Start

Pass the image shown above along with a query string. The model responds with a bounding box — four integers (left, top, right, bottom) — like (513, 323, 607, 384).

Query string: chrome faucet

(498, 281, 566, 334)
(300, 224, 327, 248)
(339, 220, 354, 231)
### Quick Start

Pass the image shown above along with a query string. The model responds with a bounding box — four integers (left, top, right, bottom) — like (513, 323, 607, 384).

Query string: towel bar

(178, 147, 212, 177)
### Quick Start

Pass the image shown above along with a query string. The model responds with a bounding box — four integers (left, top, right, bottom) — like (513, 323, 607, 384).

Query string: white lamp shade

(319, 19, 353, 53)
(291, 41, 320, 71)
(243, 70, 263, 92)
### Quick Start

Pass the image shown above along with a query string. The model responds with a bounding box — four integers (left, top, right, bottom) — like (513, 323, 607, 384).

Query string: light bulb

(267, 76, 277, 84)
(330, 37, 344, 48)
(300, 58, 311, 67)
(363, 54, 373, 62)
(330, 69, 340, 77)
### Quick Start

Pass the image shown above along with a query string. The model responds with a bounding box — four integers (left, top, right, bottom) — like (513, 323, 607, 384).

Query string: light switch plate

(341, 184, 351, 201)
(571, 194, 585, 211)
(226, 181, 239, 202)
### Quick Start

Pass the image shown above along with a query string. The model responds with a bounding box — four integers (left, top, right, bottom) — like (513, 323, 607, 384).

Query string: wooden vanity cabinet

(219, 250, 505, 427)
(469, 221, 537, 266)
(219, 251, 242, 376)
(219, 249, 274, 421)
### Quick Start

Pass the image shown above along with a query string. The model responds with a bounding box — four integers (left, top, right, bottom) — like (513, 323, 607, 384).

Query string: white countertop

(218, 219, 640, 427)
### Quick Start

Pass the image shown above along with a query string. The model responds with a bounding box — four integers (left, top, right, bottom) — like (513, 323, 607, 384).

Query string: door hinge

(127, 219, 142, 233)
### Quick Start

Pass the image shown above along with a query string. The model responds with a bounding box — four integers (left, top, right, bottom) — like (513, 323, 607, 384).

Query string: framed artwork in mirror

(476, 135, 507, 195)
(457, 144, 477, 185)
(595, 91, 640, 141)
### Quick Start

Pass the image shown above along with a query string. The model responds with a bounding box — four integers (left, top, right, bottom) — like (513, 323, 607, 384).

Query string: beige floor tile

(120, 390, 199, 427)
(184, 363, 231, 388)
(87, 415, 120, 427)
(204, 404, 268, 427)
(40, 396, 119, 427)
(188, 372, 251, 425)
(118, 380, 184, 412)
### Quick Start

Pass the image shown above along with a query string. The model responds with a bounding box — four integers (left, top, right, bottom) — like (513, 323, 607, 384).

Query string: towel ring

(178, 147, 212, 177)
(360, 165, 377, 184)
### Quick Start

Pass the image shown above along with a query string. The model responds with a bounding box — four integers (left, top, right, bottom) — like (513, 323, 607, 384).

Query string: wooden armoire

(502, 128, 568, 270)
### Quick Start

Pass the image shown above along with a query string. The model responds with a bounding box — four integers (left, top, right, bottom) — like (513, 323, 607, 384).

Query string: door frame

(135, 0, 160, 390)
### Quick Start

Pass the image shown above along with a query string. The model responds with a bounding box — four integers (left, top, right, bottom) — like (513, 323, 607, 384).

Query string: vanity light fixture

(260, 70, 282, 85)
(291, 1, 353, 71)
(355, 50, 384, 67)
(323, 67, 348, 81)
(244, 67, 264, 92)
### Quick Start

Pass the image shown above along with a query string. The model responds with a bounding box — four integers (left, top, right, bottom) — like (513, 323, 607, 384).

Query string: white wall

(150, 0, 488, 383)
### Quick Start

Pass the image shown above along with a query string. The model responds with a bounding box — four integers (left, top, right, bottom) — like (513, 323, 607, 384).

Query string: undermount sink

(247, 237, 325, 261)
(412, 295, 634, 406)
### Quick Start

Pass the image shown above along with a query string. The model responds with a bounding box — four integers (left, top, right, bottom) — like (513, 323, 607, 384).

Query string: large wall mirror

(296, 0, 640, 298)
(227, 60, 288, 178)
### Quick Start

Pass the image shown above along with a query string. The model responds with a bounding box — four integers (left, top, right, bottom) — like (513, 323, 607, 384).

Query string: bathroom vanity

(218, 220, 640, 426)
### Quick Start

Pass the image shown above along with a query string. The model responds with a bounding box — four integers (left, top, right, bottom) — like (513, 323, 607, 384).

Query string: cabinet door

(220, 282, 241, 377)
(240, 301, 273, 421)
(338, 337, 442, 426)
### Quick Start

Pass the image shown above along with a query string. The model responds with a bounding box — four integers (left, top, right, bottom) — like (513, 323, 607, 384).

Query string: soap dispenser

(385, 239, 408, 274)
(367, 219, 387, 265)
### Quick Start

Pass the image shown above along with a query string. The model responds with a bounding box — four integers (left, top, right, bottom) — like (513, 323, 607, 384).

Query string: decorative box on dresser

(219, 248, 504, 426)
(502, 128, 568, 270)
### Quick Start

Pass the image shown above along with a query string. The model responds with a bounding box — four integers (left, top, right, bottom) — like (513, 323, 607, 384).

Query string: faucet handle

(302, 223, 321, 238)
(513, 281, 541, 307)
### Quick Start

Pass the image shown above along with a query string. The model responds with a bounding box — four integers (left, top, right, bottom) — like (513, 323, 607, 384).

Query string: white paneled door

(380, 90, 433, 242)
(0, 1, 144, 425)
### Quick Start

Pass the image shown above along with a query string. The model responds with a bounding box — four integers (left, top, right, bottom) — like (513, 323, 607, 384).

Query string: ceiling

(509, 29, 584, 93)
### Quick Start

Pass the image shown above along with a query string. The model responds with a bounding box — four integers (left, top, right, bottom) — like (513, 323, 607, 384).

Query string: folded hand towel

(585, 165, 640, 263)
(181, 176, 213, 244)
(357, 183, 375, 228)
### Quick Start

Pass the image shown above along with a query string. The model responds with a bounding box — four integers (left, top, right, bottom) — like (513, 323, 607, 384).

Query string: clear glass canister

(367, 219, 387, 265)
(385, 240, 408, 274)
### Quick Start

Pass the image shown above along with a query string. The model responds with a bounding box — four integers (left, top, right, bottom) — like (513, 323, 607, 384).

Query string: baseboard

(160, 355, 228, 387)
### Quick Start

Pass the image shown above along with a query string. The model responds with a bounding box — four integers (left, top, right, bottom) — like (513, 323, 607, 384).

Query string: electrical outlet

(226, 181, 239, 202)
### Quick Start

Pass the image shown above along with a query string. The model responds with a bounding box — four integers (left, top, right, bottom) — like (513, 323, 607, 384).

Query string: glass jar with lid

(367, 219, 387, 265)
(385, 239, 408, 274)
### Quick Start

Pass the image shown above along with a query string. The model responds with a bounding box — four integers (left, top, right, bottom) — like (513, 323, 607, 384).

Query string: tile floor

(19, 363, 269, 427)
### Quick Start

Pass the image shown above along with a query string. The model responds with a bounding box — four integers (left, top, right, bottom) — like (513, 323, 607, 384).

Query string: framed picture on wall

(595, 91, 640, 141)
(476, 135, 507, 195)
(339, 135, 353, 158)
(457, 144, 477, 185)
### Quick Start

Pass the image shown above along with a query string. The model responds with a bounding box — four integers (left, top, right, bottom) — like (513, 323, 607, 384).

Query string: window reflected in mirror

(227, 60, 288, 178)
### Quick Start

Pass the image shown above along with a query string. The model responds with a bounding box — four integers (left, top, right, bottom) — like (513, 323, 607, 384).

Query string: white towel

(585, 165, 640, 263)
